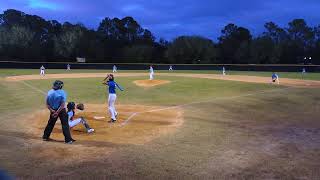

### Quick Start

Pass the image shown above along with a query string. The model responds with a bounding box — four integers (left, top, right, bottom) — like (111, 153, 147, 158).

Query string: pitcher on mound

(149, 65, 154, 80)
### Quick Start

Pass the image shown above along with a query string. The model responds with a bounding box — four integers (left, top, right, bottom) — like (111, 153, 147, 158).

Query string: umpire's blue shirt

(47, 89, 67, 110)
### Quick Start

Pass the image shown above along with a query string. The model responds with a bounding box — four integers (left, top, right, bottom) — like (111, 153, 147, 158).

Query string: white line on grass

(20, 80, 46, 95)
(120, 87, 292, 127)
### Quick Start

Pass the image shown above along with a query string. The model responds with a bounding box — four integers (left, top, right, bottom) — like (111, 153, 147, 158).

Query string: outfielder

(169, 65, 173, 71)
(113, 65, 117, 73)
(149, 65, 154, 80)
(43, 80, 75, 144)
(67, 102, 94, 133)
(103, 74, 124, 123)
(271, 72, 280, 84)
(67, 64, 71, 71)
(40, 65, 45, 76)
(222, 66, 226, 75)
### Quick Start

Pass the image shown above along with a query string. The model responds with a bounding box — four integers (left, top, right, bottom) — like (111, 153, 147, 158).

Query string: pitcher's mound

(133, 79, 171, 87)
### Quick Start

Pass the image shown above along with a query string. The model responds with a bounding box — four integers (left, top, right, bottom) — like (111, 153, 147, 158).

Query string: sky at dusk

(1, 0, 320, 40)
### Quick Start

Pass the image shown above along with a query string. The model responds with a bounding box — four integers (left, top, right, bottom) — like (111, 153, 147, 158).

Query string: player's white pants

(149, 72, 154, 80)
(222, 71, 226, 75)
(108, 93, 117, 120)
(113, 69, 117, 73)
(69, 118, 82, 128)
(40, 70, 45, 75)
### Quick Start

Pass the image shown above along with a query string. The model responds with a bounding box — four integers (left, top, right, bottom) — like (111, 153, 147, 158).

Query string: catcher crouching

(67, 102, 95, 133)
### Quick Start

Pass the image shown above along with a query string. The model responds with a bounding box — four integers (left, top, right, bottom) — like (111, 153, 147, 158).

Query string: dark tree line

(0, 9, 320, 64)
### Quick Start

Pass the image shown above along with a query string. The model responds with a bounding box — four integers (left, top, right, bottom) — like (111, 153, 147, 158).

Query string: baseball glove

(76, 103, 85, 111)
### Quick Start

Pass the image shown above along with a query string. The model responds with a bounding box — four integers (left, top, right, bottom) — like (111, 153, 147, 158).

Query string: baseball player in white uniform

(169, 65, 173, 71)
(149, 65, 154, 80)
(40, 65, 45, 76)
(67, 64, 71, 71)
(103, 74, 124, 123)
(113, 65, 117, 73)
(222, 66, 226, 75)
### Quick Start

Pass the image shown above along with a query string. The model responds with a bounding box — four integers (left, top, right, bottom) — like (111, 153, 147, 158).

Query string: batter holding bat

(103, 74, 124, 123)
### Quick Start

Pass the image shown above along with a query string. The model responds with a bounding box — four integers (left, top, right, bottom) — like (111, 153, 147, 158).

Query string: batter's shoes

(108, 119, 117, 123)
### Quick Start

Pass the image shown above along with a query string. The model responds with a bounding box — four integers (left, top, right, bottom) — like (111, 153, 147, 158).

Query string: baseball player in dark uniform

(42, 80, 75, 144)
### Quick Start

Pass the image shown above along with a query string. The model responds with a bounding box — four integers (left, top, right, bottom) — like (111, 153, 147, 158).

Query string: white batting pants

(108, 94, 117, 120)
(40, 70, 45, 75)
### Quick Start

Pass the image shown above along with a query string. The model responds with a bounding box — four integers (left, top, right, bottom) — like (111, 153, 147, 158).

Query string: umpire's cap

(52, 80, 64, 90)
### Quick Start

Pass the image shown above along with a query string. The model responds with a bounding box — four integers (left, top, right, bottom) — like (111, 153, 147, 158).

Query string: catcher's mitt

(76, 103, 85, 111)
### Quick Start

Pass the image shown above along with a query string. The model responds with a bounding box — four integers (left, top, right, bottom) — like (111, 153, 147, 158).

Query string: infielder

(67, 102, 94, 133)
(113, 65, 117, 73)
(103, 74, 124, 123)
(222, 66, 226, 75)
(149, 65, 154, 80)
(43, 80, 75, 144)
(67, 64, 71, 71)
(169, 65, 173, 71)
(271, 72, 280, 84)
(40, 65, 45, 76)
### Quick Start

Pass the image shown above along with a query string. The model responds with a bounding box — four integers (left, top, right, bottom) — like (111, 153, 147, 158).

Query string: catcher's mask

(67, 102, 75, 111)
(53, 80, 64, 90)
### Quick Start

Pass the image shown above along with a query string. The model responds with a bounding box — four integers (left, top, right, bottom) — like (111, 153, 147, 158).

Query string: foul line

(20, 80, 46, 95)
(120, 87, 292, 126)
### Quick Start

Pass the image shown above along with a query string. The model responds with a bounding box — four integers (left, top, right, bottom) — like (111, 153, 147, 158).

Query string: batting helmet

(108, 74, 114, 81)
(67, 102, 75, 111)
(52, 80, 64, 90)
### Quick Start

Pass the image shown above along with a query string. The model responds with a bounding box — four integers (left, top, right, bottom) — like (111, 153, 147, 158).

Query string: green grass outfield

(0, 69, 319, 179)
(1, 68, 320, 80)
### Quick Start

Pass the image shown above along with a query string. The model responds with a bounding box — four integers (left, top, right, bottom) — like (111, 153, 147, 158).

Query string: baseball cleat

(108, 119, 116, 123)
(65, 140, 76, 144)
(87, 129, 95, 133)
(42, 137, 53, 141)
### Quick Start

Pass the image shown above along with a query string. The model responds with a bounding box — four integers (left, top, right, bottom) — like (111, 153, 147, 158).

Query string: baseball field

(0, 69, 320, 179)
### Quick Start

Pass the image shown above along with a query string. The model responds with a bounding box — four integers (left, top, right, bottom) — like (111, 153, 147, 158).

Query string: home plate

(94, 116, 105, 120)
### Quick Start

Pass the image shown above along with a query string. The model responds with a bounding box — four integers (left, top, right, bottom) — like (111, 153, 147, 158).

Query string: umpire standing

(42, 80, 75, 144)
